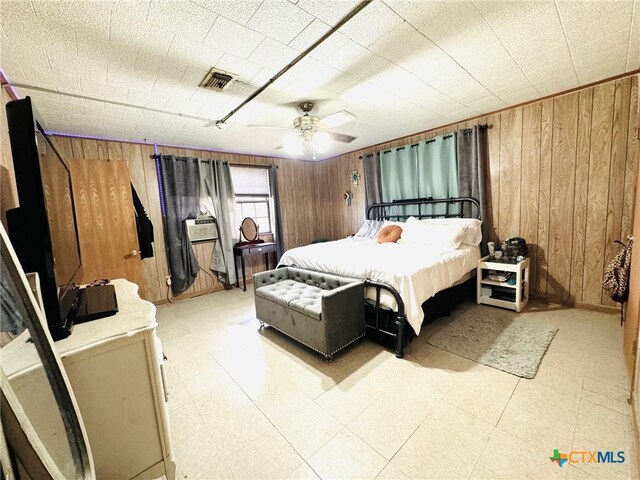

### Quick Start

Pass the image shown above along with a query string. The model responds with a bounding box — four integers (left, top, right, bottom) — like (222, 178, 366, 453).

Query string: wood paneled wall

(2, 74, 637, 309)
(316, 75, 639, 309)
(50, 136, 318, 303)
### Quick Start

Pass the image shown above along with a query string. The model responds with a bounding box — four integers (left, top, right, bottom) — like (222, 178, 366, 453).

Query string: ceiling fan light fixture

(284, 132, 304, 156)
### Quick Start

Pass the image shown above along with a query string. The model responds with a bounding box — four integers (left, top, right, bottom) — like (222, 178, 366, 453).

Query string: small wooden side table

(233, 242, 276, 291)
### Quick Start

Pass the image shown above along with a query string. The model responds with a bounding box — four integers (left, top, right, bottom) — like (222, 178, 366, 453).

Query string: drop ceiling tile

(289, 18, 330, 50)
(47, 53, 109, 86)
(151, 80, 198, 101)
(215, 54, 263, 83)
(248, 38, 299, 70)
(397, 47, 472, 89)
(628, 44, 640, 71)
(250, 67, 280, 87)
(568, 30, 631, 60)
(110, 14, 175, 57)
(516, 46, 574, 74)
(203, 16, 265, 59)
(628, 6, 640, 69)
(1, 59, 26, 82)
(191, 0, 262, 25)
(167, 36, 224, 71)
(134, 53, 187, 84)
(107, 63, 156, 91)
(474, 0, 561, 45)
(556, 0, 633, 33)
(306, 31, 350, 61)
(246, 0, 314, 44)
(491, 84, 540, 104)
(146, 0, 217, 43)
(443, 106, 480, 120)
(32, 0, 110, 32)
(338, 0, 403, 47)
(295, 0, 361, 26)
(574, 45, 629, 72)
(447, 80, 492, 105)
(127, 89, 170, 109)
(579, 60, 628, 85)
(467, 95, 509, 113)
(526, 65, 578, 88)
(369, 22, 430, 64)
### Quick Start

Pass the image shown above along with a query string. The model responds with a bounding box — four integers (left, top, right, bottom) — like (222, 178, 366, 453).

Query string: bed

(278, 197, 483, 358)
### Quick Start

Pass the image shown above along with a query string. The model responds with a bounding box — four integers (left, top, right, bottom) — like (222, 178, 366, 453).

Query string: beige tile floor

(156, 288, 637, 480)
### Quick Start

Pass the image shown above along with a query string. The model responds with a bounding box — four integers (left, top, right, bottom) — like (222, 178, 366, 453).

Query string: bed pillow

(421, 218, 483, 246)
(378, 225, 403, 243)
(400, 216, 466, 250)
(354, 219, 384, 239)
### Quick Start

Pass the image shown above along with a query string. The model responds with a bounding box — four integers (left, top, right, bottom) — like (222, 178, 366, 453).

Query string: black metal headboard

(366, 197, 481, 221)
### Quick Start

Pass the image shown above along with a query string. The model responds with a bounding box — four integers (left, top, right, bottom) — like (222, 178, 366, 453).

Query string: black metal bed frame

(364, 197, 481, 358)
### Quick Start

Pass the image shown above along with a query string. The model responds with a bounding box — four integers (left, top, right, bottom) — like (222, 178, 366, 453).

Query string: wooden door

(70, 159, 145, 296)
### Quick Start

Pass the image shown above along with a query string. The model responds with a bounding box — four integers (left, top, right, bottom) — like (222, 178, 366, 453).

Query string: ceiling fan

(249, 101, 358, 158)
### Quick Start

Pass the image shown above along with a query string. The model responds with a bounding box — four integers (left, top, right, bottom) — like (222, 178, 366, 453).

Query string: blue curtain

(417, 134, 459, 215)
(380, 134, 458, 217)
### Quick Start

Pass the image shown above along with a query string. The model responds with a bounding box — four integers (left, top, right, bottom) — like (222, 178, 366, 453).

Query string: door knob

(130, 250, 139, 256)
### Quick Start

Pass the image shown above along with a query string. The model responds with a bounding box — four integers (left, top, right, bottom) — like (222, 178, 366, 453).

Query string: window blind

(230, 166, 270, 196)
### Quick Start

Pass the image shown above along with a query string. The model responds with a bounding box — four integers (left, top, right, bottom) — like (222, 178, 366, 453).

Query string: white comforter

(279, 238, 480, 335)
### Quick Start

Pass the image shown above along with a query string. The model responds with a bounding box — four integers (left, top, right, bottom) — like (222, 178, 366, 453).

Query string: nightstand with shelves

(476, 255, 530, 312)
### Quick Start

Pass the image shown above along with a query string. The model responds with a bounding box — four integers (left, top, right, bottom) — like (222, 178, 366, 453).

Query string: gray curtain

(160, 155, 200, 295)
(363, 153, 382, 209)
(199, 160, 237, 286)
(457, 126, 488, 255)
(268, 165, 284, 262)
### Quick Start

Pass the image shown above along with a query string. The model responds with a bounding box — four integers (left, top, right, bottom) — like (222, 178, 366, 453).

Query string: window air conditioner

(185, 217, 218, 242)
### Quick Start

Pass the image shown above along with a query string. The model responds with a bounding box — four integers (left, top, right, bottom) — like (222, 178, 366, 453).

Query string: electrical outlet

(165, 275, 172, 286)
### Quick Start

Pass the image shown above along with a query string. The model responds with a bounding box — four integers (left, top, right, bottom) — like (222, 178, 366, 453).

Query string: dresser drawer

(248, 243, 276, 255)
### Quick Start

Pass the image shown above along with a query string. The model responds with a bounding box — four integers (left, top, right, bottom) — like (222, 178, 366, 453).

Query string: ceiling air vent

(200, 68, 235, 91)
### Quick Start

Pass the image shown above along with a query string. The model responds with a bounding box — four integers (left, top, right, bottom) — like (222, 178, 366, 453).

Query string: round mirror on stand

(239, 217, 259, 243)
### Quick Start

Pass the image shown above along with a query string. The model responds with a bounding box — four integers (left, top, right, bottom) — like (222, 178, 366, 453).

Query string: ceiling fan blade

(328, 131, 357, 143)
(319, 110, 356, 129)
(247, 125, 291, 131)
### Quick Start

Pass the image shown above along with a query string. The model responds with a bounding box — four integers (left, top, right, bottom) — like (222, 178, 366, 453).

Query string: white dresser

(54, 279, 175, 480)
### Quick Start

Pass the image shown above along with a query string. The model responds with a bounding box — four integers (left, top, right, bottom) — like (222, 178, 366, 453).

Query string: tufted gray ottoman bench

(253, 267, 365, 361)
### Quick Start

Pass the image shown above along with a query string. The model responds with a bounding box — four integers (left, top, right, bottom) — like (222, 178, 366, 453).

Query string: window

(230, 165, 272, 235)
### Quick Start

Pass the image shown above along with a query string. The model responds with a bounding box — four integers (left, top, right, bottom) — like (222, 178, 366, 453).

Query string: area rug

(426, 304, 558, 378)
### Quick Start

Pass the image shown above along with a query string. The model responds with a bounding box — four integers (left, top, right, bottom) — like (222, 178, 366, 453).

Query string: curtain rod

(360, 123, 492, 158)
(150, 154, 228, 165)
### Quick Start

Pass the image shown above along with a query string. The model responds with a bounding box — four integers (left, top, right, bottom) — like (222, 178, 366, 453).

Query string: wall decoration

(344, 190, 353, 206)
(351, 170, 360, 186)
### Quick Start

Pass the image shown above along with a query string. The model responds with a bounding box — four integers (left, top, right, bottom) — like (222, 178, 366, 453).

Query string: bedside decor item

(351, 170, 361, 186)
(427, 303, 557, 378)
(344, 190, 353, 206)
(378, 225, 402, 243)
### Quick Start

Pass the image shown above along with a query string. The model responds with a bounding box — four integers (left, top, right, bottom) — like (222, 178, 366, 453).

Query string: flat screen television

(5, 96, 83, 340)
